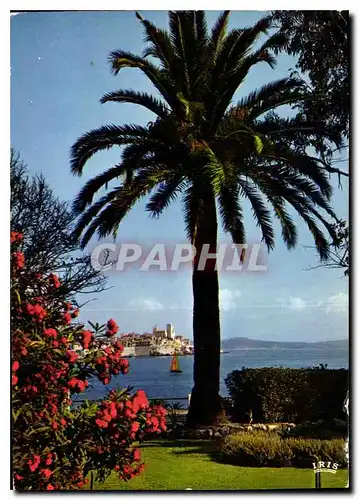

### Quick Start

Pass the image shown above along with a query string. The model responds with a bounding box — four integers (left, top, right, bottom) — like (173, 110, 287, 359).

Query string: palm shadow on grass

(141, 439, 224, 464)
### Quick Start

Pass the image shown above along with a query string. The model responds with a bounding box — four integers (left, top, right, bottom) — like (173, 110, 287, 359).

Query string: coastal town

(118, 324, 194, 357)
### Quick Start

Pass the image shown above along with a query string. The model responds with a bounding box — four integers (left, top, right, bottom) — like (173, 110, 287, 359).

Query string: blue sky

(11, 10, 349, 342)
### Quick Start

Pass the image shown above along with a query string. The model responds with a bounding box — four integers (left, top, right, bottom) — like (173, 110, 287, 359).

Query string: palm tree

(70, 11, 342, 426)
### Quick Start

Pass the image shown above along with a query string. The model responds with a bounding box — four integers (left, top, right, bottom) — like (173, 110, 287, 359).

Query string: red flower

(41, 469, 53, 479)
(45, 454, 53, 466)
(79, 330, 93, 350)
(124, 409, 133, 419)
(63, 312, 72, 325)
(103, 411, 112, 422)
(68, 378, 87, 393)
(66, 350, 78, 363)
(133, 448, 141, 462)
(52, 341, 59, 348)
(12, 375, 18, 386)
(107, 318, 118, 331)
(131, 421, 140, 434)
(14, 473, 24, 480)
(68, 378, 78, 389)
(26, 303, 46, 321)
(28, 455, 41, 472)
(13, 251, 25, 269)
(60, 418, 67, 426)
(71, 308, 79, 318)
(113, 340, 124, 352)
(77, 380, 87, 392)
(51, 421, 58, 430)
(47, 484, 55, 490)
(106, 318, 119, 336)
(49, 273, 61, 289)
(109, 404, 117, 419)
(12, 360, 19, 372)
(10, 231, 23, 244)
(95, 418, 108, 428)
(44, 328, 57, 339)
(132, 390, 149, 412)
(26, 304, 35, 315)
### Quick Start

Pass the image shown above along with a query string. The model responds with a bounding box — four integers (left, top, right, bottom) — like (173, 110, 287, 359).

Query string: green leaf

(28, 426, 50, 436)
(254, 135, 264, 153)
(14, 289, 21, 305)
(176, 92, 189, 116)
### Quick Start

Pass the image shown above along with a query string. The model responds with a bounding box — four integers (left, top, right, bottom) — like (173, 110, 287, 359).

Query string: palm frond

(108, 50, 176, 109)
(210, 10, 230, 59)
(284, 200, 331, 260)
(100, 89, 169, 118)
(262, 150, 333, 199)
(256, 31, 288, 54)
(80, 166, 167, 246)
(218, 184, 246, 245)
(168, 12, 190, 94)
(72, 166, 123, 214)
(70, 124, 149, 175)
(238, 178, 275, 250)
(194, 11, 208, 46)
(192, 145, 226, 196)
(181, 182, 205, 243)
(146, 176, 185, 217)
(135, 11, 175, 72)
(209, 49, 278, 134)
(237, 77, 304, 118)
(270, 167, 336, 218)
(266, 196, 297, 249)
(254, 174, 333, 259)
(255, 115, 343, 149)
(73, 190, 119, 241)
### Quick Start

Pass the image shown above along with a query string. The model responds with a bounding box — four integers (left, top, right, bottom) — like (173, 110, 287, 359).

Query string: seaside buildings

(119, 324, 194, 357)
(73, 324, 193, 357)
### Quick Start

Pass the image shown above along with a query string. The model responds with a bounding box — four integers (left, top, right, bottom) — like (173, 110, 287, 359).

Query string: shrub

(220, 432, 293, 467)
(164, 403, 184, 433)
(225, 367, 348, 423)
(280, 419, 348, 440)
(11, 232, 167, 491)
(219, 432, 347, 468)
(289, 437, 347, 468)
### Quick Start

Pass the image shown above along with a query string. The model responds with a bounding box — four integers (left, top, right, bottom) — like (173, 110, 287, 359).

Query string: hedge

(224, 366, 348, 423)
(219, 432, 347, 468)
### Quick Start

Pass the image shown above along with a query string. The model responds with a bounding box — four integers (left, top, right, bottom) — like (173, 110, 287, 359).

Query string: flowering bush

(11, 232, 167, 491)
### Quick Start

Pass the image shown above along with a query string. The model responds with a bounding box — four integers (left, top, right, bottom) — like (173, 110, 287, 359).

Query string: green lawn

(91, 440, 349, 491)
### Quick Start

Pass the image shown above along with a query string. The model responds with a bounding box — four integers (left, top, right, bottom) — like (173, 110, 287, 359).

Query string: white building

(166, 323, 175, 340)
(152, 325, 167, 338)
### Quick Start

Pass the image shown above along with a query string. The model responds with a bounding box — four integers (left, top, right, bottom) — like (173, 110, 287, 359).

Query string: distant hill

(221, 337, 348, 350)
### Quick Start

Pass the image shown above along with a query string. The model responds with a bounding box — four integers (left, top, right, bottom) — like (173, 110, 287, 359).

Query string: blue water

(84, 348, 349, 405)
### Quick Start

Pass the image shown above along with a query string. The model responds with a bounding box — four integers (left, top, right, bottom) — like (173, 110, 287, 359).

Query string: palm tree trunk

(186, 192, 223, 427)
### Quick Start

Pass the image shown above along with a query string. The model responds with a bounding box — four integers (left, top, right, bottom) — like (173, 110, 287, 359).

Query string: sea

(83, 347, 349, 406)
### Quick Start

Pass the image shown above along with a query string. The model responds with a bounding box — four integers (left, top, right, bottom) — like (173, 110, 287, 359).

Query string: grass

(91, 439, 349, 491)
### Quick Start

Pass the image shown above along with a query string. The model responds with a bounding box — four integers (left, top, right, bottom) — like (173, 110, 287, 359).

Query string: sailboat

(170, 352, 182, 373)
